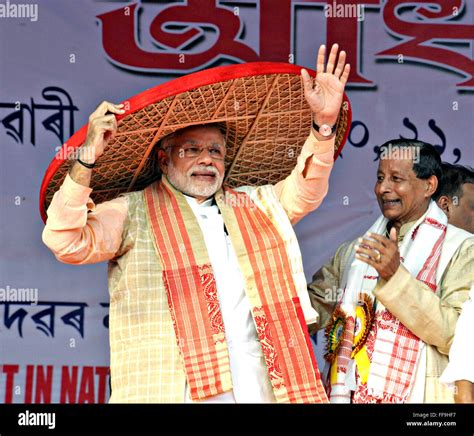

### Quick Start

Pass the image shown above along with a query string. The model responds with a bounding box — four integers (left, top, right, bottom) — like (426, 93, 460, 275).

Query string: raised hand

(69, 101, 125, 187)
(81, 101, 125, 163)
(301, 44, 350, 129)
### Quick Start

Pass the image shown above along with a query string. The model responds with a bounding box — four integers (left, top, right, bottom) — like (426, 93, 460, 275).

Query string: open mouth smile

(382, 199, 401, 207)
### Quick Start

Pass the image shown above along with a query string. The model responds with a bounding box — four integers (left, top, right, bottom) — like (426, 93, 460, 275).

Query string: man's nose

(378, 178, 392, 194)
(196, 148, 214, 165)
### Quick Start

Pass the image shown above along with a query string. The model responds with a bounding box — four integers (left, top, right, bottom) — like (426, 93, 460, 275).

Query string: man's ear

(426, 175, 438, 198)
(436, 195, 451, 217)
(157, 149, 169, 175)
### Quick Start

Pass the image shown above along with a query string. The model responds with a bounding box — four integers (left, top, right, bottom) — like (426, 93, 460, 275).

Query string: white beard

(166, 162, 224, 199)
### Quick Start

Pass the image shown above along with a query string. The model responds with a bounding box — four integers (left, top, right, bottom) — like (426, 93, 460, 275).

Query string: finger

(340, 64, 351, 86)
(106, 106, 126, 116)
(109, 116, 118, 134)
(355, 244, 380, 261)
(316, 45, 326, 74)
(325, 43, 339, 74)
(91, 101, 125, 119)
(104, 120, 117, 140)
(94, 117, 117, 132)
(358, 237, 386, 253)
(108, 120, 118, 140)
(367, 232, 390, 247)
(91, 114, 117, 128)
(101, 114, 119, 123)
(301, 68, 314, 94)
(95, 101, 116, 117)
(389, 227, 398, 242)
(107, 117, 118, 132)
(355, 253, 380, 271)
(334, 50, 346, 78)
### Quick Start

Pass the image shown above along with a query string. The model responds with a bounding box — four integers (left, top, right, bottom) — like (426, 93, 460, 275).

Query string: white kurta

(440, 286, 474, 388)
(183, 196, 276, 403)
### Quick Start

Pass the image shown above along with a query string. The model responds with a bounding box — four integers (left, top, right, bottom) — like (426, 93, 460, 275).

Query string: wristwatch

(312, 120, 337, 137)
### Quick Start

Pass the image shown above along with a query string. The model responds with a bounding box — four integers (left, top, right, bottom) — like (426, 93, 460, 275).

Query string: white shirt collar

(184, 194, 214, 208)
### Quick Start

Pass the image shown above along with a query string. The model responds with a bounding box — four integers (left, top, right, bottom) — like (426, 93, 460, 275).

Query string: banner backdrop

(0, 0, 472, 403)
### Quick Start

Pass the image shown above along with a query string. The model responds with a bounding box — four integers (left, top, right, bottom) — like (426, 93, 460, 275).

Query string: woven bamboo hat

(40, 62, 351, 222)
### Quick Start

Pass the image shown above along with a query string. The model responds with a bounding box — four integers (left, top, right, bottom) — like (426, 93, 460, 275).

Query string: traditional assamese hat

(40, 62, 351, 222)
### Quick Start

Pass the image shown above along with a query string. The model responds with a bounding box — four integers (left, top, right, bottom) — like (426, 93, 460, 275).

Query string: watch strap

(312, 120, 337, 134)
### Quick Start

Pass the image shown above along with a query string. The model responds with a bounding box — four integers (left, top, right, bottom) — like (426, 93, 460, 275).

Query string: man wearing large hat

(41, 44, 351, 403)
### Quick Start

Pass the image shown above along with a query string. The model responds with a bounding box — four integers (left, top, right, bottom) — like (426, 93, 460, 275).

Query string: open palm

(301, 44, 350, 126)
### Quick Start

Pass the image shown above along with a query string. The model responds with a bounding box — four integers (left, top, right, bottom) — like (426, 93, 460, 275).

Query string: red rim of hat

(40, 61, 351, 222)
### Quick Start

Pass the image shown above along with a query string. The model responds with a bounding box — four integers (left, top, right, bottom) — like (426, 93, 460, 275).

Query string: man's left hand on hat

(81, 101, 126, 164)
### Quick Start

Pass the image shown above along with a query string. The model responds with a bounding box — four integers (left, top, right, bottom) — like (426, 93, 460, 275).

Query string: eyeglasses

(166, 144, 226, 161)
